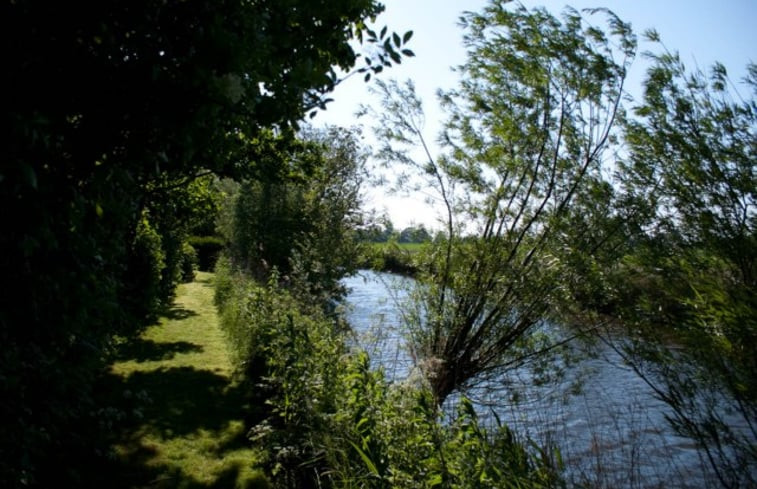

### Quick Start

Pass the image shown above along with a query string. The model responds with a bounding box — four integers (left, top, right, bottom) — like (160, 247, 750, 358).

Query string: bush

(189, 235, 225, 271)
(123, 213, 166, 321)
(213, 254, 237, 310)
(180, 242, 197, 282)
(359, 241, 419, 276)
(215, 265, 560, 488)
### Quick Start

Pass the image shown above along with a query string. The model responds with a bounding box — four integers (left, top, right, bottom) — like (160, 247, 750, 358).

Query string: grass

(369, 241, 429, 254)
(106, 271, 269, 489)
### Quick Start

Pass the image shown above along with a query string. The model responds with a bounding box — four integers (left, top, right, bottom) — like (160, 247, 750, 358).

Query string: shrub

(216, 267, 343, 485)
(123, 213, 166, 321)
(359, 241, 418, 276)
(180, 241, 197, 282)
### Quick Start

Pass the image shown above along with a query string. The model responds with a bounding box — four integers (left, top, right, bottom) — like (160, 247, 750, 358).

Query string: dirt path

(108, 272, 268, 489)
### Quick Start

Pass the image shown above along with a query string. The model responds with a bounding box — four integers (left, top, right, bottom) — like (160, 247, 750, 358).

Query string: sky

(313, 0, 757, 230)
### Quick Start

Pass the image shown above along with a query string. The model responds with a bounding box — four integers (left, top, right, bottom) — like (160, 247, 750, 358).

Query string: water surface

(340, 270, 718, 488)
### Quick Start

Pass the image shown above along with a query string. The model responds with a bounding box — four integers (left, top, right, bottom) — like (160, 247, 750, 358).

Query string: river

(340, 270, 721, 488)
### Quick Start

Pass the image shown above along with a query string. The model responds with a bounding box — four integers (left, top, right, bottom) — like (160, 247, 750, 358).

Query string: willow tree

(368, 1, 635, 405)
(611, 39, 757, 487)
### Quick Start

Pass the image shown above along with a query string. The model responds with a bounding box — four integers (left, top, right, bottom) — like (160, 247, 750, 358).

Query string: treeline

(357, 220, 433, 275)
(358, 219, 434, 244)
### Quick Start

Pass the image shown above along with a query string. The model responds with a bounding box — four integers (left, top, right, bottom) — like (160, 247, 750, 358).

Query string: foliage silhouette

(2, 1, 412, 485)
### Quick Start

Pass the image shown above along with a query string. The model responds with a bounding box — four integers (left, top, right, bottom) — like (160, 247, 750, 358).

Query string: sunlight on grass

(110, 272, 269, 489)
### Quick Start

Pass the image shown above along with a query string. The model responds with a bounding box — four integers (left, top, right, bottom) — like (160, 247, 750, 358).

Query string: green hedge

(188, 235, 224, 272)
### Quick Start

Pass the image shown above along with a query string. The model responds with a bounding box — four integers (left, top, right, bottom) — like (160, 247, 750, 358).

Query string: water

(340, 270, 720, 488)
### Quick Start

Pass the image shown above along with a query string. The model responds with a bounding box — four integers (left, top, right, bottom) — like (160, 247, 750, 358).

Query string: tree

(367, 1, 635, 405)
(357, 213, 397, 242)
(399, 224, 432, 243)
(1, 2, 410, 486)
(221, 126, 367, 300)
(608, 38, 757, 487)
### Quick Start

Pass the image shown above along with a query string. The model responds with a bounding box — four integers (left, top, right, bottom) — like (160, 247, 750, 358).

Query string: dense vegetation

(1, 1, 411, 486)
(2, 0, 754, 488)
(214, 259, 562, 488)
(367, 2, 636, 406)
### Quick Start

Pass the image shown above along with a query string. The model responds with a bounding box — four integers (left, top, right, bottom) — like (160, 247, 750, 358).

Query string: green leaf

(348, 439, 380, 476)
(644, 28, 660, 42)
(403, 30, 413, 43)
(393, 32, 401, 47)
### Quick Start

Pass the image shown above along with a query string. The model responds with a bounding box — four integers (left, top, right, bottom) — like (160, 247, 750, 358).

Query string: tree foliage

(607, 41, 757, 487)
(220, 126, 367, 300)
(368, 1, 634, 405)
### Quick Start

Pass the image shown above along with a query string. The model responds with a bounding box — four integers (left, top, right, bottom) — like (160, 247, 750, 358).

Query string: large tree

(220, 126, 367, 300)
(0, 2, 410, 486)
(609, 38, 757, 487)
(367, 1, 635, 405)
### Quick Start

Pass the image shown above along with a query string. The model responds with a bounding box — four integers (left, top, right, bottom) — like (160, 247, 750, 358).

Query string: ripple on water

(341, 270, 724, 488)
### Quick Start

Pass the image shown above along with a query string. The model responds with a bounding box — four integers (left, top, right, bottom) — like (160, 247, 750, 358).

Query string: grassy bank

(361, 241, 428, 275)
(107, 271, 269, 489)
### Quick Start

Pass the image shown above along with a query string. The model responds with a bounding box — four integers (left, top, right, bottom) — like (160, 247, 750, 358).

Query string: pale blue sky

(314, 0, 756, 229)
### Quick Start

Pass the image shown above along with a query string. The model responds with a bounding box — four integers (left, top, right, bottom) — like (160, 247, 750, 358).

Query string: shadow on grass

(86, 453, 270, 489)
(87, 300, 270, 488)
(118, 366, 248, 435)
(160, 305, 200, 321)
(114, 338, 204, 362)
(195, 275, 214, 286)
(93, 364, 269, 489)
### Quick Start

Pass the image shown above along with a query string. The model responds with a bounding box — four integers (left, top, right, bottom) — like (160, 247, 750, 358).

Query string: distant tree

(357, 213, 398, 242)
(368, 1, 634, 405)
(398, 224, 432, 243)
(381, 216, 398, 241)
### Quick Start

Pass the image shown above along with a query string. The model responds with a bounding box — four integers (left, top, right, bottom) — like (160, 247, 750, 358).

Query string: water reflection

(340, 270, 716, 488)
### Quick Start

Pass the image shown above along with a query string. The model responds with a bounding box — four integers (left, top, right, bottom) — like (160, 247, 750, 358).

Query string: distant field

(369, 241, 429, 254)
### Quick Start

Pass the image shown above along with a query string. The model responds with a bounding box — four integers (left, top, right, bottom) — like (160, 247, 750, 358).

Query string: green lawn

(108, 272, 269, 489)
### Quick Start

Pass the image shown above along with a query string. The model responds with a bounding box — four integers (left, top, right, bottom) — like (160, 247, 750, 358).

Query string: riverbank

(106, 271, 269, 488)
(359, 241, 425, 276)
